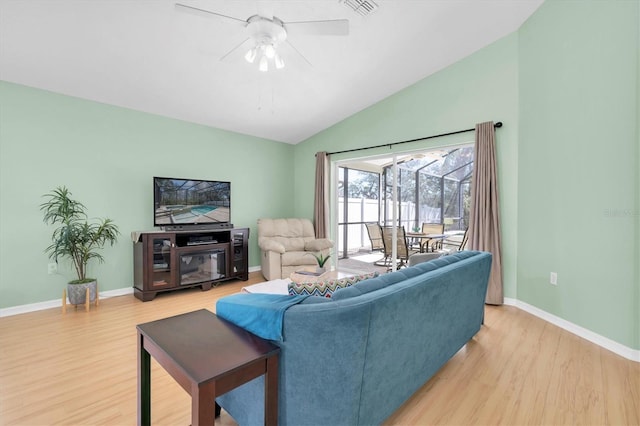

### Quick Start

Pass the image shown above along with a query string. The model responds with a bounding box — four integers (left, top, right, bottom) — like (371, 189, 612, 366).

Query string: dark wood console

(132, 228, 249, 301)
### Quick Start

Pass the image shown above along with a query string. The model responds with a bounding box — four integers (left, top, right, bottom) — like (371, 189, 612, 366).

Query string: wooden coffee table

(289, 268, 362, 284)
(137, 309, 280, 426)
(241, 269, 366, 295)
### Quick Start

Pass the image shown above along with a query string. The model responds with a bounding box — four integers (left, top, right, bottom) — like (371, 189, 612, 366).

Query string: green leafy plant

(309, 252, 331, 268)
(41, 186, 120, 284)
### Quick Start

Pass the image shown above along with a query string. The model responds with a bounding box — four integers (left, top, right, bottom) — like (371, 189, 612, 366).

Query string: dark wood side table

(137, 309, 280, 426)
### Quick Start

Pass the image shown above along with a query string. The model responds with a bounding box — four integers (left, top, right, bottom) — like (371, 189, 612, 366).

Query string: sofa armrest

(216, 293, 308, 341)
(304, 238, 333, 251)
(258, 238, 286, 254)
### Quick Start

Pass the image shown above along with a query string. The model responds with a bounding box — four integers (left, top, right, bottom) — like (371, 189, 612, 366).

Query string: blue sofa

(215, 250, 492, 425)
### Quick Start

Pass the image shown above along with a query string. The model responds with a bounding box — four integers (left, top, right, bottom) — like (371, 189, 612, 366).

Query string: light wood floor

(1, 272, 638, 426)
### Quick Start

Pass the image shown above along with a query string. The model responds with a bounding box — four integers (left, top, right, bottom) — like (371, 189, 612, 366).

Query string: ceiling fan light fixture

(275, 53, 285, 69)
(264, 43, 276, 59)
(244, 47, 257, 63)
(259, 55, 269, 72)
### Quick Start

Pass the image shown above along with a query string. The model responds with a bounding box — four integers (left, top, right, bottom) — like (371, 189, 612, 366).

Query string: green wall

(0, 81, 294, 308)
(517, 0, 639, 349)
(295, 0, 639, 350)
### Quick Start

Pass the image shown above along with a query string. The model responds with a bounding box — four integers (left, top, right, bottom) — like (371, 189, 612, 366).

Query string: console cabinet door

(137, 234, 175, 291)
(232, 228, 249, 280)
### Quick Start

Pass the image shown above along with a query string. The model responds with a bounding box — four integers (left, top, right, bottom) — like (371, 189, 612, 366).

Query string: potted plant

(41, 186, 120, 306)
(309, 252, 331, 275)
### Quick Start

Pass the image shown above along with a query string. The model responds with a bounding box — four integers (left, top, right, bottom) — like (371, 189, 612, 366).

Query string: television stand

(132, 227, 249, 302)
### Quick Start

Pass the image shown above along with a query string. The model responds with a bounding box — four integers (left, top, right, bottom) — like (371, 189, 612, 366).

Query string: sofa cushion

(333, 269, 408, 300)
(288, 271, 379, 298)
(413, 250, 476, 273)
(299, 295, 333, 304)
(258, 218, 318, 252)
(304, 238, 333, 251)
(330, 284, 363, 300)
(281, 251, 318, 267)
(258, 238, 286, 254)
(280, 236, 307, 252)
(333, 251, 480, 301)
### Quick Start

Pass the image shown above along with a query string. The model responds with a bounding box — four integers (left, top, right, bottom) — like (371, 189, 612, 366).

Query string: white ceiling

(0, 0, 543, 144)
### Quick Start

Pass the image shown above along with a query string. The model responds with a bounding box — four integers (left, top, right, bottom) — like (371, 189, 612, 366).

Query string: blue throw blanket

(216, 293, 308, 341)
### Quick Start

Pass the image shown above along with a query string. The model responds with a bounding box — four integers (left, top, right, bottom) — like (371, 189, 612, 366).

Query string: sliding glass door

(334, 144, 474, 265)
(380, 146, 474, 232)
(336, 167, 380, 258)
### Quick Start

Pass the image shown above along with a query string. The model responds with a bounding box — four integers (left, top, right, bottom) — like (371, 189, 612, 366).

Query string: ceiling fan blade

(220, 38, 252, 62)
(283, 40, 313, 68)
(174, 3, 247, 26)
(284, 19, 349, 36)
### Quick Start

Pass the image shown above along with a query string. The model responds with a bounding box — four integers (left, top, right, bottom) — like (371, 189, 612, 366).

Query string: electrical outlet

(550, 272, 557, 286)
(47, 263, 57, 275)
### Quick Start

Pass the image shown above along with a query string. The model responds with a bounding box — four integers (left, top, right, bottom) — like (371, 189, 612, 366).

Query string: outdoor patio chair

(441, 228, 469, 252)
(381, 226, 419, 270)
(421, 222, 445, 252)
(365, 222, 387, 266)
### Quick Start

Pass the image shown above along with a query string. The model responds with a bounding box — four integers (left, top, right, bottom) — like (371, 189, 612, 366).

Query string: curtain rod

(325, 121, 502, 156)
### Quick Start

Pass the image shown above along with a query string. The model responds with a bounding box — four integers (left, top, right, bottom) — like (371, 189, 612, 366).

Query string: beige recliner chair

(258, 218, 333, 280)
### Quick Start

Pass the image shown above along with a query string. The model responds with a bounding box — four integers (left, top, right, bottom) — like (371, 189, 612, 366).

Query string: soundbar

(164, 223, 234, 232)
(186, 240, 218, 246)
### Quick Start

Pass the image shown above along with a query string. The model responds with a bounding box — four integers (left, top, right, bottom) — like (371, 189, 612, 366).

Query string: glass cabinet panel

(179, 247, 226, 286)
(151, 237, 173, 288)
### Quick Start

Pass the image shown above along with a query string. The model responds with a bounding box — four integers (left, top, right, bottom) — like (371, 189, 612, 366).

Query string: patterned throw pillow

(288, 272, 379, 298)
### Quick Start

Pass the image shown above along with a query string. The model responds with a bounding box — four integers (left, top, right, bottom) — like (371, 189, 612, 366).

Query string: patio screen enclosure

(337, 145, 474, 258)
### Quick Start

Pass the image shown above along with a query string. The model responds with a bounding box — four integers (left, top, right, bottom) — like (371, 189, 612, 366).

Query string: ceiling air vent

(339, 0, 379, 16)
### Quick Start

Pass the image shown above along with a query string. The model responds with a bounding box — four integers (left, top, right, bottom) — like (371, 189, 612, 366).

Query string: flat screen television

(153, 177, 231, 229)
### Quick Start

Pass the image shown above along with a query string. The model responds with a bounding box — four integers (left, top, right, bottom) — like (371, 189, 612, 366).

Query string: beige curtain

(313, 151, 329, 238)
(468, 121, 503, 305)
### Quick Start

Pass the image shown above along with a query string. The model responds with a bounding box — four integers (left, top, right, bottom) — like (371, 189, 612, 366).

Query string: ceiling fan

(175, 3, 349, 71)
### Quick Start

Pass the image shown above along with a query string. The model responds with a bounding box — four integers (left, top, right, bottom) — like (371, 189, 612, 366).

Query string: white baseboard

(504, 298, 639, 362)
(2, 284, 637, 363)
(0, 270, 265, 318)
(0, 287, 133, 317)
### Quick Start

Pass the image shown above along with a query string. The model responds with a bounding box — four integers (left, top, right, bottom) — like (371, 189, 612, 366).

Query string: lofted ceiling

(0, 0, 543, 144)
